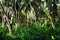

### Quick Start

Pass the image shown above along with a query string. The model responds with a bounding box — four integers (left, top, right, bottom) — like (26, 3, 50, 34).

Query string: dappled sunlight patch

(51, 35, 55, 40)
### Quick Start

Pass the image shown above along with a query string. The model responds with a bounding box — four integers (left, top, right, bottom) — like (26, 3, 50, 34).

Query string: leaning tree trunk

(1, 0, 12, 34)
(2, 7, 12, 34)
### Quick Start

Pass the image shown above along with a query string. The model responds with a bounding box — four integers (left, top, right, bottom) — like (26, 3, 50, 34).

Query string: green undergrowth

(0, 22, 60, 40)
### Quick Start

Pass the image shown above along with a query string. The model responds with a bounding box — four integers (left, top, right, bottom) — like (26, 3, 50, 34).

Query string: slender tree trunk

(50, 0, 57, 30)
(34, 6, 39, 22)
(26, 11, 29, 26)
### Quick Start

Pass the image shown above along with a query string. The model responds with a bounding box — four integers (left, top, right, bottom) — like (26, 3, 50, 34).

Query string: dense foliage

(0, 0, 60, 40)
(0, 22, 60, 40)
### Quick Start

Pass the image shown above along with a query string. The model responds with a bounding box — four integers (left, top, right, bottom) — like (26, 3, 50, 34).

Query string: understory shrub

(0, 23, 60, 40)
